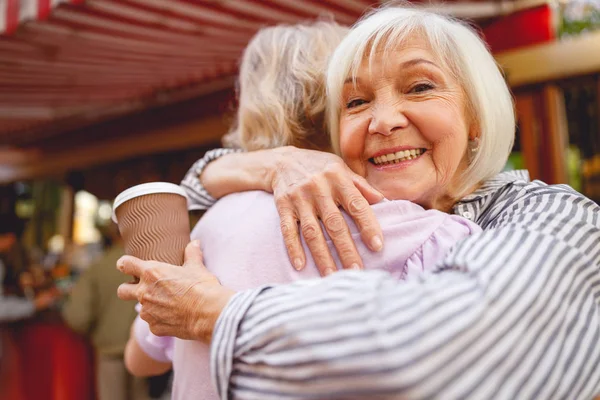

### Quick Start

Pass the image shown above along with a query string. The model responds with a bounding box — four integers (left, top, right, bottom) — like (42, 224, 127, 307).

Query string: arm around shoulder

(210, 183, 600, 399)
(181, 148, 275, 211)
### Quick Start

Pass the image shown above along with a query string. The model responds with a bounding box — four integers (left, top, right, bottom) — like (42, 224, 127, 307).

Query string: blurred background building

(0, 0, 599, 399)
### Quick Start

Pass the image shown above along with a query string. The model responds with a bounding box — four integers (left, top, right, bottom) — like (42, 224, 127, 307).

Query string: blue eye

(411, 83, 434, 93)
(346, 99, 367, 108)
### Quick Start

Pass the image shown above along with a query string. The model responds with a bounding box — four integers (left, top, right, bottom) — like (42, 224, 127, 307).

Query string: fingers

(270, 151, 383, 274)
(183, 240, 205, 269)
(314, 194, 363, 272)
(337, 179, 384, 253)
(117, 282, 139, 301)
(296, 201, 337, 276)
(352, 174, 384, 205)
(117, 255, 145, 278)
(276, 197, 306, 270)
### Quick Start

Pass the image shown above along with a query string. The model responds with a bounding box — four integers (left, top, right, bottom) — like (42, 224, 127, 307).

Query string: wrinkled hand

(116, 241, 235, 343)
(270, 146, 384, 276)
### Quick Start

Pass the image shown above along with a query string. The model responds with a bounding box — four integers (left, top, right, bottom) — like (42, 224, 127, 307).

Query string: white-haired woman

(119, 6, 600, 399)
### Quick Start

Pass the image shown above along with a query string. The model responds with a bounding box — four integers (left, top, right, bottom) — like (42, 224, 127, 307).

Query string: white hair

(326, 5, 515, 195)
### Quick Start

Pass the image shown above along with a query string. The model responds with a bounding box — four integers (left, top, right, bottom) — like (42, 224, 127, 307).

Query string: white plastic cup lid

(112, 182, 188, 223)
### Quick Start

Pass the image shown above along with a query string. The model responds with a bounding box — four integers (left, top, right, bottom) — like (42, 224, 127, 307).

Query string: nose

(368, 102, 409, 136)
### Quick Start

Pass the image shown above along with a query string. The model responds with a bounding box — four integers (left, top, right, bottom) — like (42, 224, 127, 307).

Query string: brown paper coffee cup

(112, 182, 190, 266)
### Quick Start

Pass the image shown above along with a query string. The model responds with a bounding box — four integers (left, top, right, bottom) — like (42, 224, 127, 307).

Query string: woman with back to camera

(120, 6, 600, 399)
(121, 20, 351, 398)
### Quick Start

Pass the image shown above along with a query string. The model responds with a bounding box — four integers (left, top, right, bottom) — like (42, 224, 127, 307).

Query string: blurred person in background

(62, 223, 150, 400)
(0, 230, 57, 324)
(0, 224, 58, 400)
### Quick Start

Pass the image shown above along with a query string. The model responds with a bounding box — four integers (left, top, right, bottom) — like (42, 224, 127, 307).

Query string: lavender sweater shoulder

(135, 191, 481, 400)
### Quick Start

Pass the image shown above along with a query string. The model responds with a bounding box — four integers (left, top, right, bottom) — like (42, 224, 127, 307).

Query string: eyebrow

(343, 58, 440, 84)
(402, 58, 438, 69)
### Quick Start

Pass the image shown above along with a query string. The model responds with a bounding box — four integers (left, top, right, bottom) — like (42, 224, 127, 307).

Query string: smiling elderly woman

(118, 6, 600, 399)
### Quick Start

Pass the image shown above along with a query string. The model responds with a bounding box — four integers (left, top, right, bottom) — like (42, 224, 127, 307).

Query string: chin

(380, 185, 428, 204)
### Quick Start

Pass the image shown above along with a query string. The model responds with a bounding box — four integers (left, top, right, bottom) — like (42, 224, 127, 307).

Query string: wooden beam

(0, 115, 228, 184)
(0, 77, 235, 148)
(541, 85, 569, 184)
(515, 92, 541, 181)
(496, 30, 600, 87)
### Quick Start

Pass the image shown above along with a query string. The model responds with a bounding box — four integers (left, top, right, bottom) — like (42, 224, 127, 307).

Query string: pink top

(135, 191, 481, 400)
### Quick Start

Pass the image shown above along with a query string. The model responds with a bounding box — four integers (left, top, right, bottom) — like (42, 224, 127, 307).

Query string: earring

(468, 137, 480, 162)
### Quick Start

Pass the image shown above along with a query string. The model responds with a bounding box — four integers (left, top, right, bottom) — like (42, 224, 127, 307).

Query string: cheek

(419, 100, 466, 142)
(339, 118, 366, 172)
(417, 103, 469, 168)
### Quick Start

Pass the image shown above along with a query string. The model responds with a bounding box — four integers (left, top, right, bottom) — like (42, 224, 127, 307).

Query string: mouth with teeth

(370, 148, 426, 166)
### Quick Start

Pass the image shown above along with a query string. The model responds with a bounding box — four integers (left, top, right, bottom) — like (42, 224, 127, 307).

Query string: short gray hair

(326, 6, 515, 194)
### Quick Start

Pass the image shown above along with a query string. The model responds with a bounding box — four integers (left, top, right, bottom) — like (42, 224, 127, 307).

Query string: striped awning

(0, 0, 375, 146)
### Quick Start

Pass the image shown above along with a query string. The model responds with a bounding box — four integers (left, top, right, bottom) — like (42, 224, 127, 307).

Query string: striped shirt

(201, 170, 600, 400)
(181, 148, 242, 211)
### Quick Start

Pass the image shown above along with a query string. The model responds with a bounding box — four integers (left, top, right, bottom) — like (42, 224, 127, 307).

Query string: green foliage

(559, 3, 600, 38)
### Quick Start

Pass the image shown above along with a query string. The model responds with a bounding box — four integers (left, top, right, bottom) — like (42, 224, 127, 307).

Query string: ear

(465, 100, 480, 142)
(468, 117, 480, 141)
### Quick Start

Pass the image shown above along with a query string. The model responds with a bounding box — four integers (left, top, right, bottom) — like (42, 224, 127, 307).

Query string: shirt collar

(453, 170, 530, 220)
(461, 170, 529, 202)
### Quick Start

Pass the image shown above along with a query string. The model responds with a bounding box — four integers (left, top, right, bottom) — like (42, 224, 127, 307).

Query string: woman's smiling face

(339, 36, 473, 211)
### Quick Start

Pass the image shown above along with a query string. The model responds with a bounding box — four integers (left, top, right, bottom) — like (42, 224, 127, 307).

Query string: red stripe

(251, 0, 358, 22)
(5, 0, 19, 35)
(0, 49, 237, 73)
(17, 26, 240, 55)
(0, 41, 239, 65)
(0, 44, 231, 66)
(0, 69, 235, 82)
(38, 0, 52, 20)
(0, 69, 236, 85)
(0, 70, 216, 83)
(303, 0, 364, 20)
(102, 0, 257, 34)
(247, 0, 318, 21)
(14, 26, 242, 60)
(59, 3, 248, 42)
(175, 0, 271, 25)
(5, 58, 235, 75)
(47, 12, 245, 50)
(0, 68, 216, 82)
(5, 65, 225, 76)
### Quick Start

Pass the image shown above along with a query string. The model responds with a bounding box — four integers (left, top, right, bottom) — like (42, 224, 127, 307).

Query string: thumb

(183, 240, 205, 269)
(352, 175, 384, 204)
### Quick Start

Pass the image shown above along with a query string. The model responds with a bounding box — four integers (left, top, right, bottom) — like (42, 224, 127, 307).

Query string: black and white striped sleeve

(210, 181, 600, 399)
(180, 148, 242, 211)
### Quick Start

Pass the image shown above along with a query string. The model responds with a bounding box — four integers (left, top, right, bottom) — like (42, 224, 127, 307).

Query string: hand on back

(268, 146, 384, 276)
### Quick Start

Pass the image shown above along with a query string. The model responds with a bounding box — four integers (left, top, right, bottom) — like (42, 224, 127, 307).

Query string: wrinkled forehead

(346, 31, 455, 85)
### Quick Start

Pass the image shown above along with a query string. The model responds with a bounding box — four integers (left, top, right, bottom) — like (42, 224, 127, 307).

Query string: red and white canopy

(0, 0, 550, 147)
(2, 0, 78, 35)
(0, 0, 375, 145)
